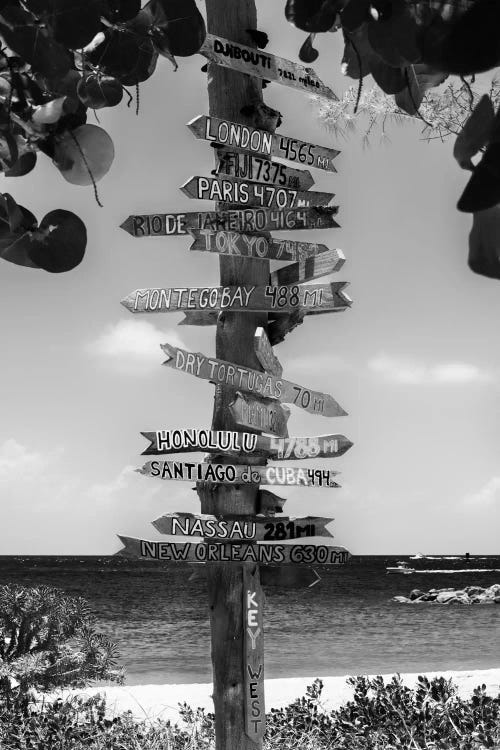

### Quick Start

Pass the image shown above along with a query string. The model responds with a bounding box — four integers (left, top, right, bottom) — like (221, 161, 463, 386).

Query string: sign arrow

(254, 327, 282, 377)
(258, 489, 287, 515)
(117, 535, 351, 566)
(139, 460, 340, 487)
(188, 564, 322, 588)
(140, 429, 354, 459)
(188, 230, 335, 263)
(228, 391, 290, 437)
(160, 343, 347, 418)
(215, 149, 314, 191)
(152, 513, 334, 541)
(188, 114, 340, 173)
(200, 34, 339, 103)
(120, 207, 340, 237)
(180, 175, 334, 209)
(269, 248, 345, 287)
(121, 282, 351, 315)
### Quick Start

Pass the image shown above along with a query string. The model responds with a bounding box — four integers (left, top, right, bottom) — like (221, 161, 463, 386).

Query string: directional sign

(179, 310, 219, 326)
(141, 429, 353, 459)
(270, 248, 345, 287)
(200, 34, 338, 102)
(120, 207, 340, 237)
(140, 460, 340, 487)
(121, 283, 351, 316)
(180, 175, 334, 209)
(216, 149, 314, 190)
(258, 489, 286, 515)
(189, 230, 334, 262)
(152, 513, 334, 541)
(229, 391, 290, 437)
(188, 114, 340, 173)
(254, 327, 282, 377)
(160, 343, 347, 418)
(117, 535, 351, 566)
(189, 564, 322, 588)
(243, 565, 265, 740)
(268, 310, 306, 346)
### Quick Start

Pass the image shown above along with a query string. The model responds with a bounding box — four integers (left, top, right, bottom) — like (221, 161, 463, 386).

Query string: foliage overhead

(285, 0, 500, 280)
(0, 0, 206, 272)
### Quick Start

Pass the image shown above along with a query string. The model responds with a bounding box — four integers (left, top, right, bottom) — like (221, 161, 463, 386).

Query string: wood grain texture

(269, 248, 345, 286)
(254, 327, 282, 377)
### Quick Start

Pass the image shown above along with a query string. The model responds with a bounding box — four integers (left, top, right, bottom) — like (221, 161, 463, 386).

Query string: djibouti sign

(180, 175, 334, 209)
(139, 460, 340, 487)
(120, 207, 340, 237)
(189, 230, 340, 264)
(188, 114, 340, 172)
(140, 429, 353, 459)
(117, 536, 351, 566)
(200, 33, 338, 102)
(152, 512, 335, 541)
(121, 282, 351, 315)
(160, 343, 347, 418)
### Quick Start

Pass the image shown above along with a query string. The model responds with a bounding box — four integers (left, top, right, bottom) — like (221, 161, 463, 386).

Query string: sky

(1, 3, 499, 555)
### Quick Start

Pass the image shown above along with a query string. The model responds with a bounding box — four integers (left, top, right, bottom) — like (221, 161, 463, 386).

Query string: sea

(0, 555, 499, 686)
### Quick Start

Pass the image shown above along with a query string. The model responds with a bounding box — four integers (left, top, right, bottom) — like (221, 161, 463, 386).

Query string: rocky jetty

(392, 584, 500, 604)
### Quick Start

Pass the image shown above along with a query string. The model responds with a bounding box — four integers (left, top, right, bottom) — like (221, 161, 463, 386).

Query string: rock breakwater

(392, 584, 500, 604)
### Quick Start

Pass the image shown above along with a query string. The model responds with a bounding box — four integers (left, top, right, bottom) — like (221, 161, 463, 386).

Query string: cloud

(463, 477, 500, 507)
(287, 352, 352, 375)
(86, 320, 185, 373)
(0, 439, 49, 480)
(368, 354, 493, 385)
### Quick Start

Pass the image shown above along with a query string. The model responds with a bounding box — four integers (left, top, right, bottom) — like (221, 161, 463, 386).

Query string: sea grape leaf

(468, 204, 500, 279)
(341, 25, 374, 79)
(367, 0, 420, 67)
(4, 151, 37, 176)
(341, 0, 370, 32)
(28, 209, 86, 272)
(395, 63, 447, 115)
(370, 57, 406, 94)
(285, 0, 340, 33)
(454, 94, 495, 170)
(31, 96, 77, 125)
(49, 0, 103, 50)
(299, 34, 319, 63)
(457, 143, 500, 213)
(145, 0, 206, 58)
(246, 29, 269, 49)
(52, 123, 114, 185)
(77, 74, 123, 109)
(102, 0, 141, 23)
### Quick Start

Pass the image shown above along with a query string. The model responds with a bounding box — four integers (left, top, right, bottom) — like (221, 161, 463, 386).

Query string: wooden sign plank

(141, 429, 354, 459)
(229, 391, 290, 437)
(216, 149, 314, 191)
(160, 343, 347, 418)
(180, 175, 334, 209)
(121, 282, 351, 316)
(188, 114, 340, 173)
(152, 513, 335, 541)
(189, 230, 334, 263)
(120, 207, 339, 237)
(179, 307, 338, 331)
(117, 535, 351, 566)
(200, 34, 338, 103)
(188, 563, 322, 588)
(258, 489, 286, 515)
(139, 460, 340, 487)
(254, 327, 282, 377)
(270, 248, 345, 287)
(268, 310, 306, 345)
(243, 565, 265, 740)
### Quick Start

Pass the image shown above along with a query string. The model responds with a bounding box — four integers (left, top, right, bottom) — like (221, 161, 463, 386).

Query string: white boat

(386, 561, 415, 574)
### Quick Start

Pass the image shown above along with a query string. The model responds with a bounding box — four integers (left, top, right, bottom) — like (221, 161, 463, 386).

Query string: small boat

(386, 561, 415, 574)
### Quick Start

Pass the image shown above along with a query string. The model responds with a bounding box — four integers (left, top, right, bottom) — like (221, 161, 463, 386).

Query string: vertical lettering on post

(243, 565, 265, 741)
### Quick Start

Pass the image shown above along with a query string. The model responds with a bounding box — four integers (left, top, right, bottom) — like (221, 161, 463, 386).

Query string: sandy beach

(52, 669, 500, 726)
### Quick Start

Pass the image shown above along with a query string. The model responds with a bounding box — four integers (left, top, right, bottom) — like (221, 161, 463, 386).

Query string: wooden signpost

(139, 460, 340, 487)
(229, 391, 290, 436)
(215, 149, 314, 190)
(188, 114, 340, 172)
(152, 512, 335, 540)
(120, 206, 340, 238)
(200, 33, 338, 102)
(159, 343, 347, 418)
(118, 535, 351, 565)
(140, 429, 353, 459)
(118, 4, 353, 747)
(189, 229, 341, 264)
(181, 175, 334, 209)
(121, 282, 351, 315)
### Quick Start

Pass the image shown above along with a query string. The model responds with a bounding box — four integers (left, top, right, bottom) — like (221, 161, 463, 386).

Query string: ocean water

(0, 556, 499, 685)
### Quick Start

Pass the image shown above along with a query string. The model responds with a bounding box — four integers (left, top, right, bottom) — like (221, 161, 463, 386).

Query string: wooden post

(198, 1, 269, 748)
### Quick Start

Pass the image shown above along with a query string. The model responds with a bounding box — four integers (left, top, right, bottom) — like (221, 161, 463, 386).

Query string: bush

(0, 584, 123, 711)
